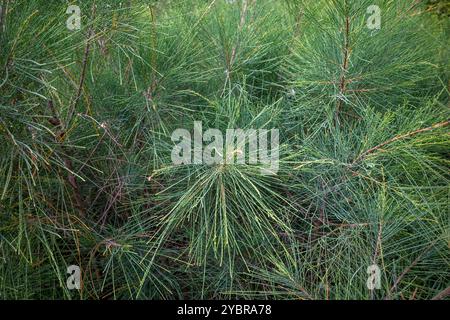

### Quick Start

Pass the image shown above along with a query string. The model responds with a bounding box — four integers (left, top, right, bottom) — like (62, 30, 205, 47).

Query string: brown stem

(144, 5, 158, 104)
(432, 286, 450, 300)
(56, 4, 98, 217)
(312, 181, 328, 241)
(294, 10, 303, 39)
(336, 14, 351, 121)
(47, 100, 86, 217)
(372, 221, 383, 265)
(66, 4, 96, 126)
(64, 157, 86, 215)
(228, 0, 249, 77)
(353, 120, 450, 165)
(386, 240, 437, 299)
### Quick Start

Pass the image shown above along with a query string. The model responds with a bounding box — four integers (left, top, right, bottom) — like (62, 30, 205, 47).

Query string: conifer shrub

(0, 0, 448, 300)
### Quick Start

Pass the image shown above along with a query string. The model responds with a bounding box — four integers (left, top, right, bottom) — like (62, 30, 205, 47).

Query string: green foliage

(0, 0, 449, 300)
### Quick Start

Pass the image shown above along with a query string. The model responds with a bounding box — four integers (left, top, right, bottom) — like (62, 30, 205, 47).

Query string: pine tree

(0, 0, 448, 300)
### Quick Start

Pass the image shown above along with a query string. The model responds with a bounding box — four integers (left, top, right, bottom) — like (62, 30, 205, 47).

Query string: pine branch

(228, 0, 250, 76)
(352, 120, 450, 165)
(144, 4, 158, 105)
(55, 3, 98, 217)
(66, 3, 96, 127)
(47, 100, 87, 217)
(432, 286, 450, 300)
(386, 240, 437, 299)
(335, 13, 351, 122)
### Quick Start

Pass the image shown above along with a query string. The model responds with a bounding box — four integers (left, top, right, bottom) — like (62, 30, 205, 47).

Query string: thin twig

(336, 10, 351, 122)
(432, 286, 450, 300)
(353, 120, 450, 165)
(47, 100, 87, 216)
(386, 240, 437, 299)
(231, 0, 248, 61)
(222, 0, 251, 96)
(372, 221, 383, 265)
(56, 3, 97, 217)
(228, 0, 249, 75)
(66, 4, 96, 126)
(143, 5, 158, 106)
(64, 157, 86, 214)
(293, 10, 303, 39)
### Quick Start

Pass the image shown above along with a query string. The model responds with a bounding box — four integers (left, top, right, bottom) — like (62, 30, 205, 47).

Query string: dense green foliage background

(0, 0, 449, 299)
